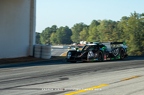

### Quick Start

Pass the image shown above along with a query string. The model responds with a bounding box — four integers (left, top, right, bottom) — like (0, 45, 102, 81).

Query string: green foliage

(118, 12, 144, 55)
(79, 27, 89, 41)
(97, 20, 117, 42)
(71, 23, 87, 43)
(40, 25, 57, 44)
(38, 12, 144, 55)
(35, 32, 41, 44)
(87, 20, 100, 42)
(50, 33, 57, 45)
(39, 25, 72, 45)
(56, 26, 72, 44)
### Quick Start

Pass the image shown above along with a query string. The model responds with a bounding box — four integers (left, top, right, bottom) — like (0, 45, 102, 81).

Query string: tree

(39, 12, 144, 55)
(71, 23, 87, 43)
(126, 12, 144, 55)
(50, 33, 57, 45)
(79, 27, 89, 41)
(40, 25, 57, 44)
(35, 32, 41, 44)
(87, 20, 100, 42)
(97, 20, 117, 42)
(118, 12, 144, 55)
(56, 26, 72, 44)
(110, 24, 120, 42)
(117, 16, 129, 42)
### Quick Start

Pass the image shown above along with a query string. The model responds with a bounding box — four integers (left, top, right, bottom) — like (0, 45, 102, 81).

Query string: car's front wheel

(98, 52, 103, 62)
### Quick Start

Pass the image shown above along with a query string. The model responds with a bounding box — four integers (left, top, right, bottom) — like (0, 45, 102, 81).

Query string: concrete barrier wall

(0, 0, 36, 58)
(52, 45, 69, 49)
(34, 45, 51, 59)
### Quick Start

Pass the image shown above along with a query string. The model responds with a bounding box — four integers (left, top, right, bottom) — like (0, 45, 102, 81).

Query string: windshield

(81, 45, 95, 52)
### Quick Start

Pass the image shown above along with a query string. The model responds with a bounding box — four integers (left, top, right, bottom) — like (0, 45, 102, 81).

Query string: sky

(36, 0, 144, 32)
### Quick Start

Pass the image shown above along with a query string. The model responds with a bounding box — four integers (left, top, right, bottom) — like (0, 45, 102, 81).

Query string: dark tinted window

(82, 45, 98, 51)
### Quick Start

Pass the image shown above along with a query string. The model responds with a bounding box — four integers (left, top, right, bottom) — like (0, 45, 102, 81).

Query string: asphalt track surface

(0, 56, 144, 95)
(51, 48, 68, 56)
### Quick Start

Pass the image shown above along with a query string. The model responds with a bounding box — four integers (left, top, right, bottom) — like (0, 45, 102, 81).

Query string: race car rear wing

(110, 42, 123, 44)
(102, 42, 127, 52)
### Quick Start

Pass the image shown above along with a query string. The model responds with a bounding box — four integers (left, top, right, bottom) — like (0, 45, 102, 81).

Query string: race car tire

(87, 51, 94, 61)
(120, 49, 125, 60)
(98, 52, 104, 62)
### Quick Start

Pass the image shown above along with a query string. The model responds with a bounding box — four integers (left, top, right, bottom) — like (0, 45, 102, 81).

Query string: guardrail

(51, 45, 69, 49)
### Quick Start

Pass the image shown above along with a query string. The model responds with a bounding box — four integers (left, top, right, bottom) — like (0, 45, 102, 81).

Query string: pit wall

(0, 0, 36, 58)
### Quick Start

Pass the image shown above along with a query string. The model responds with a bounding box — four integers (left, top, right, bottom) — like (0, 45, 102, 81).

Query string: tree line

(36, 12, 144, 56)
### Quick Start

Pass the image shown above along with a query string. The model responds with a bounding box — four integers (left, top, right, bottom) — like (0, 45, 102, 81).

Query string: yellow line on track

(64, 84, 108, 95)
(60, 52, 67, 56)
(64, 75, 141, 95)
(121, 75, 141, 81)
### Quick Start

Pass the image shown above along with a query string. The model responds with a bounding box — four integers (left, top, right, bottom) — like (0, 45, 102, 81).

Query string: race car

(66, 42, 128, 63)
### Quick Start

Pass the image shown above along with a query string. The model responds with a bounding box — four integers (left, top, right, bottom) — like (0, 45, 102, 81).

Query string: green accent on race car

(102, 46, 107, 51)
(111, 58, 115, 60)
(116, 54, 120, 59)
(110, 54, 120, 60)
(123, 42, 127, 45)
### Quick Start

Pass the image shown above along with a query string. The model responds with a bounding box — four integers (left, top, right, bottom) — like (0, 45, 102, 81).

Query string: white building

(0, 0, 36, 58)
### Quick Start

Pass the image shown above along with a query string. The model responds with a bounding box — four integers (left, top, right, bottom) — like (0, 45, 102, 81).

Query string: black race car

(66, 42, 128, 63)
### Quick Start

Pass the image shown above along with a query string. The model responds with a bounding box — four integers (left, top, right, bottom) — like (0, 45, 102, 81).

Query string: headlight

(67, 52, 71, 59)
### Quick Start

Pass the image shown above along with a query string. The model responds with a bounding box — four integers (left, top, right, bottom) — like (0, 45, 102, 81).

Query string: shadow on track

(0, 56, 144, 69)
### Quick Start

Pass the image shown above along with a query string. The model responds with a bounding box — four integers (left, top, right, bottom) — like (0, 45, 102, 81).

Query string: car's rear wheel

(120, 50, 125, 60)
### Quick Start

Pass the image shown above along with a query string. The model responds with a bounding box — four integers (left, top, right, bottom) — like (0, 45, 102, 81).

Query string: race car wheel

(67, 51, 72, 59)
(87, 51, 94, 61)
(98, 52, 103, 62)
(120, 50, 125, 60)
